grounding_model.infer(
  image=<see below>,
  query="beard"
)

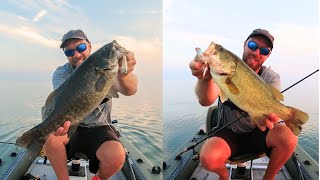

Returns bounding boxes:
[242,53,263,72]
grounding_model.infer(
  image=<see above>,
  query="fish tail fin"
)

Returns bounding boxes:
[16,127,39,148]
[284,106,309,136]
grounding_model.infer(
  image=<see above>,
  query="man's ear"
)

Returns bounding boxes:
[88,41,92,52]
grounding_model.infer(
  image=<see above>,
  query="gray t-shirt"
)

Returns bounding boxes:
[52,63,112,127]
[217,65,281,134]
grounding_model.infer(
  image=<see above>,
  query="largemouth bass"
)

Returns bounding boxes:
[16,40,127,148]
[196,42,308,135]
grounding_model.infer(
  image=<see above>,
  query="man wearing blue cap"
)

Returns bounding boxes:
[43,29,138,180]
[189,29,297,180]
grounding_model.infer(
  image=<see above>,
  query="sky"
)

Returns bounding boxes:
[0,0,162,86]
[0,0,318,104]
[163,0,319,89]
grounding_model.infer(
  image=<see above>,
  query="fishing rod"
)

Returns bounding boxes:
[176,69,319,158]
[0,142,16,145]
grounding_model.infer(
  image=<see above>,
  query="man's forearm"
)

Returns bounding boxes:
[195,79,220,106]
[115,73,138,96]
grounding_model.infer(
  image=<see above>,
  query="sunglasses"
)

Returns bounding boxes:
[247,41,271,56]
[64,43,87,57]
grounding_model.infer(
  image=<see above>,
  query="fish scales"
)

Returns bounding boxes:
[201,42,308,135]
[16,40,126,148]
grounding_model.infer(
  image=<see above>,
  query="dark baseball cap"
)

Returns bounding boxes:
[60,29,89,48]
[247,28,274,49]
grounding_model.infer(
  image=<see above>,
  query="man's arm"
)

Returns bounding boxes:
[195,79,220,106]
[189,60,220,106]
[114,52,138,96]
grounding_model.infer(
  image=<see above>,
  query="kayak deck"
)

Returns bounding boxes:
[163,126,318,180]
[189,156,293,180]
[25,157,127,180]
[0,128,162,180]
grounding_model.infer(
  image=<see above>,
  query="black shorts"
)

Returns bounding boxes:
[213,127,271,157]
[66,125,121,173]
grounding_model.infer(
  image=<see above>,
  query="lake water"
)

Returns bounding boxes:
[0,74,318,173]
[0,79,162,167]
[163,79,319,163]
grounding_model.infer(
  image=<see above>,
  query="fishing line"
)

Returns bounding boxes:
[176,69,319,157]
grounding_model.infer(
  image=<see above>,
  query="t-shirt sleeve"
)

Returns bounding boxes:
[269,75,281,91]
[262,67,281,91]
[52,66,69,90]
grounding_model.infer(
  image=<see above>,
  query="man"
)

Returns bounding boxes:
[43,29,138,180]
[189,29,297,180]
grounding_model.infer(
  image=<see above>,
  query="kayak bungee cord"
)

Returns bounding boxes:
[0,142,16,145]
[175,69,319,158]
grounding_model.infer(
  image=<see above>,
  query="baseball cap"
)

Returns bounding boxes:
[247,28,274,49]
[60,29,89,48]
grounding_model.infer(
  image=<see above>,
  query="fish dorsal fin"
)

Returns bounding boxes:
[225,77,240,95]
[219,89,228,103]
[105,86,119,99]
[41,90,57,120]
[267,84,284,101]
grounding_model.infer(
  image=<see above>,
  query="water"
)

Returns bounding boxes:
[163,79,319,163]
[0,79,162,167]
[0,76,318,170]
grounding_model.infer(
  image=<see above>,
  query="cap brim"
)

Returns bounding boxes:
[60,37,87,48]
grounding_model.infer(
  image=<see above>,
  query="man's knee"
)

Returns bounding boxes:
[200,152,226,172]
[267,124,298,150]
[96,141,125,177]
[199,137,230,172]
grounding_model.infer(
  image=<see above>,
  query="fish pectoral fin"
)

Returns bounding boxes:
[249,113,268,131]
[267,84,284,101]
[105,86,119,99]
[95,75,108,92]
[219,89,228,103]
[95,67,112,72]
[225,77,240,95]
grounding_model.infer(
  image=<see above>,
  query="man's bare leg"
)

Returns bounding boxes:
[264,124,298,180]
[44,134,70,180]
[96,141,126,180]
[200,137,231,180]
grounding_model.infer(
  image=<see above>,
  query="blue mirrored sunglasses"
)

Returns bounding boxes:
[247,41,271,56]
[64,43,87,57]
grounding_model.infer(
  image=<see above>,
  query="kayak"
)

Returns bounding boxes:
[163,106,318,180]
[0,123,162,180]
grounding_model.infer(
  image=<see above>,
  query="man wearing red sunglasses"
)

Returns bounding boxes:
[43,29,138,180]
[189,29,297,180]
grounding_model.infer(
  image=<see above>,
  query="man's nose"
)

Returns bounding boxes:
[73,51,81,58]
[252,48,261,56]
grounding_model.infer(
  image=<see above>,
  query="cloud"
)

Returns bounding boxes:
[165,29,233,46]
[92,35,161,61]
[271,23,319,56]
[112,9,161,15]
[0,23,59,48]
[32,10,47,22]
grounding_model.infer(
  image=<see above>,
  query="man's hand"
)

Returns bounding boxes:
[115,51,138,96]
[119,52,136,75]
[53,121,71,136]
[266,114,281,130]
[189,59,212,80]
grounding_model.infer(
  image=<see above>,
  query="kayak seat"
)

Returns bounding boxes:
[206,105,266,164]
[228,152,266,164]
